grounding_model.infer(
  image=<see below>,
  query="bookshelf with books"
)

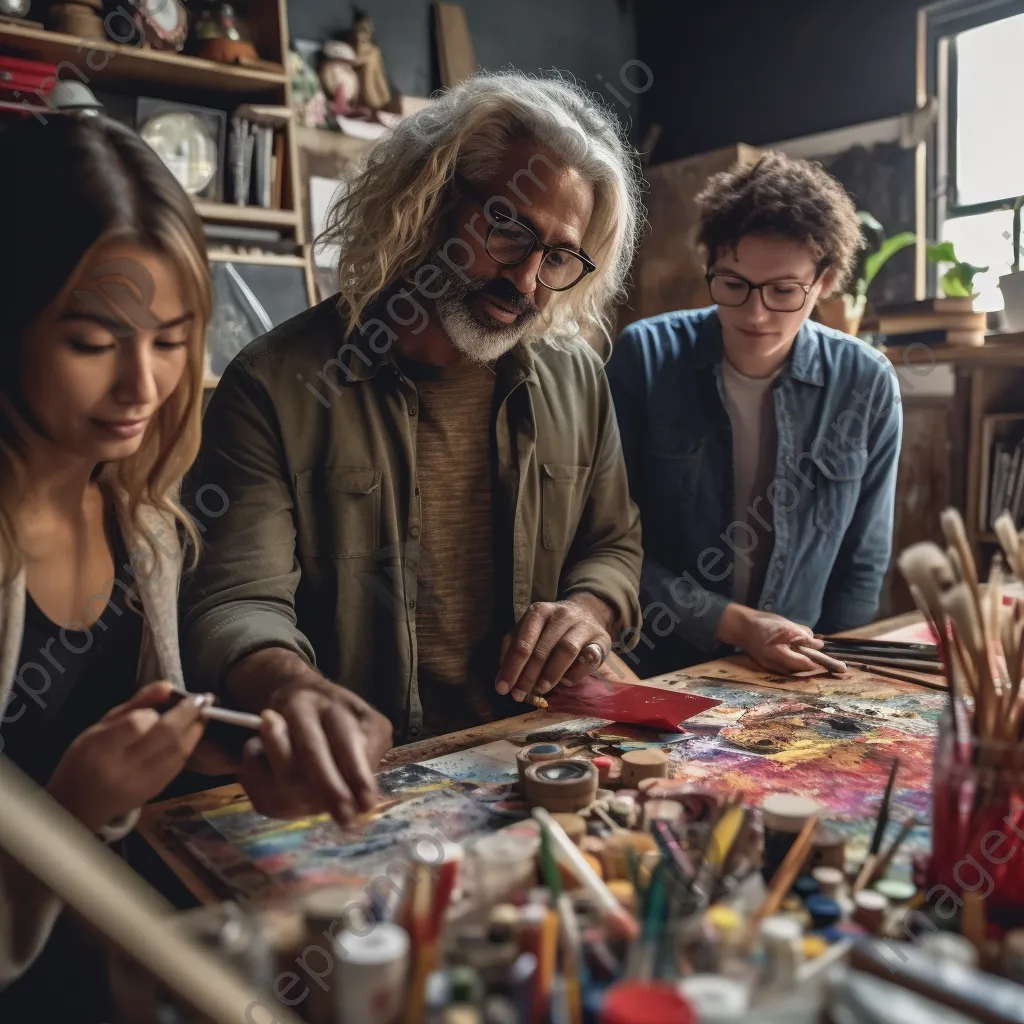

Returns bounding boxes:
[980,414,1024,536]
[882,333,1024,605]
[0,0,314,379]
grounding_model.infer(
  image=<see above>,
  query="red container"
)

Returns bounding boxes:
[599,981,695,1024]
[0,54,57,103]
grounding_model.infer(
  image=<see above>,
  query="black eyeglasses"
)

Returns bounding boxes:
[706,271,822,313]
[457,177,597,291]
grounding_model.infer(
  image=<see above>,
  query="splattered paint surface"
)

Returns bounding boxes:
[167,679,942,900]
[669,680,943,863]
[169,765,495,904]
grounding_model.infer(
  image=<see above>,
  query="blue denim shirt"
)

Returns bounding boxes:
[607,307,902,677]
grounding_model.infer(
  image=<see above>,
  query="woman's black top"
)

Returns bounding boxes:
[0,521,142,1022]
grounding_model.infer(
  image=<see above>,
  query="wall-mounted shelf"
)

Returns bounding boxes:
[0,23,286,93]
[207,250,306,267]
[192,199,298,229]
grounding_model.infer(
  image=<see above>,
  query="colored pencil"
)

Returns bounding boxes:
[533,808,640,940]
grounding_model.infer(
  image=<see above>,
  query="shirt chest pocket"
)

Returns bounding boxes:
[541,463,589,551]
[295,467,382,558]
[812,447,867,536]
[648,438,704,516]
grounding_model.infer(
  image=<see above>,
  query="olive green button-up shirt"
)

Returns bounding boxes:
[181,297,642,742]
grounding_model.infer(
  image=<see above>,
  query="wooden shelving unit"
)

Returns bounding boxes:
[207,250,306,267]
[0,0,314,383]
[0,22,286,92]
[885,335,1024,580]
[192,198,299,229]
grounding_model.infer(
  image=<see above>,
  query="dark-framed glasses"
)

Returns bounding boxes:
[459,178,597,291]
[706,272,818,313]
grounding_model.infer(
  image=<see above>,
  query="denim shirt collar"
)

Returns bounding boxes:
[697,309,825,387]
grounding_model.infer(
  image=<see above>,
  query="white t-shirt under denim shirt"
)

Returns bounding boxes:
[721,357,781,607]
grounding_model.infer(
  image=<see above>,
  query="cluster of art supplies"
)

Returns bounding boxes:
[173,727,1024,1024]
[160,504,1024,1023]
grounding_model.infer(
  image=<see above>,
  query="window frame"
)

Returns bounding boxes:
[925,0,1024,241]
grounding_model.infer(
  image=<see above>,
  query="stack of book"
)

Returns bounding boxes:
[987,434,1024,530]
[228,104,291,209]
[870,297,987,347]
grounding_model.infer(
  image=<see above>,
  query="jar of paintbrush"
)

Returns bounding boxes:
[930,709,1024,920]
[898,510,1024,927]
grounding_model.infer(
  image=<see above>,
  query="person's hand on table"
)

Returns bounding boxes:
[229,650,393,825]
[715,603,823,674]
[495,593,615,704]
[47,681,211,833]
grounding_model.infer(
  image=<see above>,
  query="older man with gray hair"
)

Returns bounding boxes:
[181,72,645,824]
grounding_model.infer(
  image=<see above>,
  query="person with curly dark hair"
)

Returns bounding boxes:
[608,153,902,677]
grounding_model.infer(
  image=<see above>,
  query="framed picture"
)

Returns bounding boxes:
[205,261,309,383]
[137,98,227,203]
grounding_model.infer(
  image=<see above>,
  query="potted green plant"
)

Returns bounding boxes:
[925,240,989,298]
[815,211,916,336]
[998,196,1024,332]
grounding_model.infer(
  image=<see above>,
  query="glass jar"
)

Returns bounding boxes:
[929,708,1024,915]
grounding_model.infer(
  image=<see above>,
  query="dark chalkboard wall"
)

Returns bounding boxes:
[289,0,639,131]
[636,0,923,165]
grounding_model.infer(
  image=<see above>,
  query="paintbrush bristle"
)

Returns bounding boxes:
[898,544,955,625]
[994,511,1023,579]
[940,508,980,590]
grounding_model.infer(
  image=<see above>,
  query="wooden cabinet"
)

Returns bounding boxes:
[882,339,1024,613]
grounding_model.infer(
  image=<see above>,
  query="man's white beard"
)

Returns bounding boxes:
[431,262,540,364]
[436,294,529,363]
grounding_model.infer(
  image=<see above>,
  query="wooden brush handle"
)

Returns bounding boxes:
[795,645,848,675]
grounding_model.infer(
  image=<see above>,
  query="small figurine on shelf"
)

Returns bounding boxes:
[351,10,392,110]
[193,2,258,65]
[318,40,363,118]
[288,49,328,128]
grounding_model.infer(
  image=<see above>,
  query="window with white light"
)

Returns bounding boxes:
[937,8,1024,311]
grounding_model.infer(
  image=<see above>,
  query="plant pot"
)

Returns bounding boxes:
[813,294,866,337]
[999,270,1024,333]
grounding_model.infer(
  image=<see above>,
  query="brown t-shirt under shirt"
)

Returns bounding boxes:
[403,357,503,737]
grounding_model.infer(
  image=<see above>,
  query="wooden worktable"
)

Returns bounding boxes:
[137,612,927,904]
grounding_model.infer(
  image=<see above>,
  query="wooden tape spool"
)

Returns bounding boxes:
[516,743,564,789]
[620,749,668,789]
[523,759,598,813]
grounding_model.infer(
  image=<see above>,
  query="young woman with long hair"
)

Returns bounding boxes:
[0,112,214,1019]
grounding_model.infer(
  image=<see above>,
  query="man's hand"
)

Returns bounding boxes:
[715,603,823,674]
[495,593,615,703]
[228,649,393,824]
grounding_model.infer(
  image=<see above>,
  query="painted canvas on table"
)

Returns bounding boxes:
[167,676,943,901]
[666,679,943,867]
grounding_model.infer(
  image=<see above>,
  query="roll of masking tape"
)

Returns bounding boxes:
[516,743,565,789]
[523,759,598,813]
